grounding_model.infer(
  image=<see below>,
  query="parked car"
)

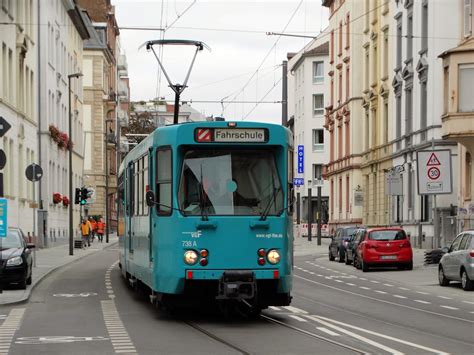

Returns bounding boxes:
[329,227,359,262]
[355,227,413,272]
[345,228,366,266]
[438,231,474,291]
[0,227,34,289]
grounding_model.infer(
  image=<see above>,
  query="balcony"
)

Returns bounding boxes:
[118,54,128,74]
[118,81,129,100]
[118,109,129,128]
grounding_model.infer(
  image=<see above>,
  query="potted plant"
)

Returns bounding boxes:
[62,196,69,207]
[53,193,62,204]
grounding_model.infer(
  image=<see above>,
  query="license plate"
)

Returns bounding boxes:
[380,255,397,260]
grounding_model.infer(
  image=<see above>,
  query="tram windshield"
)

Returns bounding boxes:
[178,149,283,216]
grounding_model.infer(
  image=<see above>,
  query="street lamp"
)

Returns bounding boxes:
[68,73,83,256]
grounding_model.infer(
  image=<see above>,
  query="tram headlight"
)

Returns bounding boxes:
[184,250,199,265]
[267,249,281,265]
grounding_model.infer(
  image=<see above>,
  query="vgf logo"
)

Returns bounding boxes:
[182,230,202,238]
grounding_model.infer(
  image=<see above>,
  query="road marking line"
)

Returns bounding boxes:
[440,305,459,310]
[416,291,429,295]
[309,272,315,275]
[398,287,409,291]
[334,280,343,283]
[316,327,340,336]
[375,290,387,294]
[370,280,380,284]
[295,274,474,323]
[414,300,431,304]
[462,301,474,305]
[309,315,450,355]
[269,306,280,311]
[383,284,393,287]
[284,306,309,314]
[101,300,137,354]
[0,308,25,355]
[306,316,403,354]
[393,295,407,299]
[359,277,367,281]
[317,274,323,277]
[288,315,307,322]
[359,286,370,290]
[346,283,356,286]
[437,296,452,300]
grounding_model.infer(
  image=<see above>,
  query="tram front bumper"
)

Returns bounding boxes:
[216,270,256,300]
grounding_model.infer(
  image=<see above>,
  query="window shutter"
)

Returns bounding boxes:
[464,0,472,37]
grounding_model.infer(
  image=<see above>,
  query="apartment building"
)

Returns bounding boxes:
[287,39,330,224]
[0,0,37,235]
[439,0,474,234]
[322,0,365,232]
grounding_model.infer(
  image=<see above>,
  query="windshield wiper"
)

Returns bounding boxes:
[198,164,209,221]
[259,186,281,221]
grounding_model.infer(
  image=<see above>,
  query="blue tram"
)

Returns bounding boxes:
[118,121,294,313]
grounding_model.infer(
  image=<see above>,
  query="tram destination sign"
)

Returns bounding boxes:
[195,128,268,143]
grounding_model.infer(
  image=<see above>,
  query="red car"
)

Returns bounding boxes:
[355,228,413,272]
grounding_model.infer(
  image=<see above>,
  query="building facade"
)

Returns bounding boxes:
[322,0,365,233]
[440,0,474,234]
[38,0,90,246]
[79,0,121,231]
[0,0,38,236]
[287,40,330,225]
[389,0,460,248]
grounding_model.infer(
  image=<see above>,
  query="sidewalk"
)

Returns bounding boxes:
[0,235,119,306]
[294,236,428,268]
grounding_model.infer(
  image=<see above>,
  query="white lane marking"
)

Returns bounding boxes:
[334,280,343,283]
[346,283,356,286]
[375,290,387,294]
[414,300,431,304]
[0,308,26,355]
[309,315,450,355]
[288,315,307,322]
[393,295,407,299]
[306,316,404,355]
[294,274,474,323]
[309,272,315,275]
[101,300,137,354]
[284,306,309,314]
[359,277,367,281]
[359,286,370,290]
[370,280,380,284]
[316,327,340,336]
[317,274,323,277]
[398,287,410,291]
[462,301,474,305]
[268,306,280,311]
[383,284,394,287]
[416,291,429,295]
[437,296,452,300]
[440,305,459,310]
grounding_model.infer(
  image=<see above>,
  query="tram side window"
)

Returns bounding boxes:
[156,148,172,215]
[134,160,140,216]
[143,156,149,216]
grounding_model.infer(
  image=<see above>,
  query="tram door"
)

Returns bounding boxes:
[126,162,135,255]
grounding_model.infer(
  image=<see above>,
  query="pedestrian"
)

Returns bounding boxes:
[80,218,92,248]
[97,218,105,243]
[89,217,97,243]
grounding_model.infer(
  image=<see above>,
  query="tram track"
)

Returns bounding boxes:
[260,314,366,354]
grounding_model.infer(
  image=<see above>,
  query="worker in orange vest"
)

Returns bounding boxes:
[89,217,97,242]
[97,218,105,243]
[80,218,92,247]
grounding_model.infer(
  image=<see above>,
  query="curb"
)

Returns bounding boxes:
[1,240,119,306]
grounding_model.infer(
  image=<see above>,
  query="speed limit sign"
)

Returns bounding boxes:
[427,167,440,180]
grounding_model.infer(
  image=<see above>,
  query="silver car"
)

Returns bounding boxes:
[438,231,474,291]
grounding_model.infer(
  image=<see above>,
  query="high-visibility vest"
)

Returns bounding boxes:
[97,222,105,234]
[81,222,91,236]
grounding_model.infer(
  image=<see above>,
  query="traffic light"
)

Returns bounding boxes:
[74,188,81,204]
[80,187,88,205]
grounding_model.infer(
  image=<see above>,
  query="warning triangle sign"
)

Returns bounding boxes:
[427,152,441,166]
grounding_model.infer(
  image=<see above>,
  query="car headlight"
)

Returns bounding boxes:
[183,250,198,265]
[6,256,23,266]
[267,249,281,264]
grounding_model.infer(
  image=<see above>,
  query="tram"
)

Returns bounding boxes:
[118,121,294,314]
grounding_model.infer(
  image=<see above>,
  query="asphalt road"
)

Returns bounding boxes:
[1,246,473,354]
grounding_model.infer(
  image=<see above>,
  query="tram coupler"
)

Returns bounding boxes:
[216,271,256,301]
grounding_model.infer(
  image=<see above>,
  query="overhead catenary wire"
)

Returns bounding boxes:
[242,77,283,121]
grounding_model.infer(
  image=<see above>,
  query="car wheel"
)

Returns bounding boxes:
[361,259,369,272]
[18,276,27,290]
[329,250,335,261]
[345,252,351,265]
[461,269,474,291]
[26,269,32,285]
[405,261,413,271]
[353,256,360,269]
[438,266,450,286]
[338,249,345,263]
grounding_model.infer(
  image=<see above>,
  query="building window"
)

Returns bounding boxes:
[346,175,350,213]
[464,0,472,38]
[421,1,428,52]
[421,195,432,222]
[312,129,324,151]
[396,94,402,149]
[346,13,350,49]
[466,152,472,200]
[330,77,334,106]
[339,178,343,214]
[330,30,334,63]
[345,121,350,157]
[364,47,369,90]
[405,88,413,144]
[346,66,350,100]
[338,124,343,160]
[420,80,427,140]
[372,42,377,86]
[383,29,389,78]
[408,164,413,210]
[312,61,324,84]
[407,12,413,61]
[373,172,377,219]
[365,0,370,31]
[383,101,389,144]
[330,129,334,162]
[371,108,377,148]
[396,17,402,69]
[339,21,343,56]
[365,109,370,151]
[313,164,323,180]
[338,69,342,102]
[443,66,449,114]
[313,94,324,115]
[459,64,474,112]
[330,179,334,219]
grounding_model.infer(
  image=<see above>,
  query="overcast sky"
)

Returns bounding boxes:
[113,0,328,124]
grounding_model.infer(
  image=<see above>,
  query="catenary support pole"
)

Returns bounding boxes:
[317,185,322,246]
[296,192,300,225]
[308,185,312,242]
[282,60,288,126]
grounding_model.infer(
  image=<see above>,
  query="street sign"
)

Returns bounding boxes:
[385,173,403,196]
[354,191,364,207]
[0,149,5,170]
[313,179,324,186]
[416,150,452,195]
[0,198,8,237]
[293,178,304,186]
[297,145,304,174]
[0,116,11,137]
[25,163,43,182]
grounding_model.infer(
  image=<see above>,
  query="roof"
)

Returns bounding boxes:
[290,42,329,72]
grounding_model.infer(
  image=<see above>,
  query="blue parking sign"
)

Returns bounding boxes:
[0,198,7,237]
[293,178,304,186]
[297,145,304,174]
